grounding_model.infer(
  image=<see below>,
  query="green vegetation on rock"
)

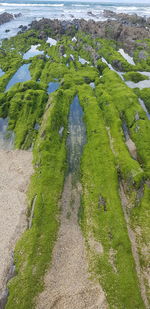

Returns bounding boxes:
[78,84,144,309]
[0,26,149,309]
[124,71,149,83]
[6,88,75,309]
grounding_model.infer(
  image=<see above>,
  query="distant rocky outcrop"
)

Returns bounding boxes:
[0,13,14,26]
[103,10,147,27]
[30,16,150,43]
[0,12,21,26]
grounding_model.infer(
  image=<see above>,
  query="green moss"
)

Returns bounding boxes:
[29,57,46,81]
[0,67,21,93]
[99,69,150,177]
[95,38,137,72]
[9,89,48,149]
[1,28,149,309]
[124,72,149,83]
[138,88,150,113]
[0,80,48,148]
[133,39,150,71]
[78,84,144,309]
[40,61,68,83]
[95,84,144,188]
[131,183,150,303]
[6,88,75,309]
[1,30,42,54]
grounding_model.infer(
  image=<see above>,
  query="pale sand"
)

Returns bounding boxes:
[36,175,107,309]
[0,150,33,299]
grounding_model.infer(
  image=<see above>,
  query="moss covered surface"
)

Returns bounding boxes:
[99,69,150,177]
[78,84,144,309]
[138,88,150,113]
[0,27,149,308]
[6,88,75,309]
[133,39,150,71]
[131,182,150,303]
[124,71,149,83]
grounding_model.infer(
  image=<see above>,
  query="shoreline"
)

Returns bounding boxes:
[0,5,150,40]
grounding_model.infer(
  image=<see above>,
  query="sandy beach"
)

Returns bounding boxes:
[0,150,33,300]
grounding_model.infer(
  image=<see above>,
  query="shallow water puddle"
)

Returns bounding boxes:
[90,82,95,89]
[46,37,57,46]
[125,79,150,89]
[67,95,86,173]
[5,64,31,91]
[36,92,106,309]
[79,56,89,65]
[47,81,59,94]
[101,57,150,90]
[101,57,124,80]
[0,118,14,150]
[138,71,150,78]
[70,54,74,61]
[122,121,130,141]
[102,57,114,70]
[118,48,135,65]
[138,98,150,120]
[72,36,77,43]
[0,68,5,78]
[23,45,44,60]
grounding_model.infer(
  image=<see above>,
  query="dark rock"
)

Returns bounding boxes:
[87,11,96,18]
[27,32,36,38]
[147,17,150,25]
[37,54,46,60]
[59,45,65,56]
[5,29,10,33]
[103,10,115,18]
[138,50,148,60]
[0,289,9,309]
[98,196,107,211]
[112,59,123,71]
[28,13,150,53]
[20,26,27,32]
[0,12,22,26]
[38,31,47,40]
[0,12,14,26]
[103,10,147,27]
[14,13,22,18]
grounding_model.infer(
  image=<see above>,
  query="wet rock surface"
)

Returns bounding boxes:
[29,14,150,48]
[0,13,14,26]
[0,12,22,26]
[103,10,147,27]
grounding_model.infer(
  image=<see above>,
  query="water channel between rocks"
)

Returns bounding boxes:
[47,81,60,95]
[36,95,107,308]
[5,63,31,91]
[0,118,14,150]
[67,95,86,175]
[23,45,44,60]
[0,69,5,78]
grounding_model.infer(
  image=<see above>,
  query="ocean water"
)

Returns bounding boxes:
[0,1,150,39]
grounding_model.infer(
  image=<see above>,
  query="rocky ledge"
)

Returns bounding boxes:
[30,13,150,42]
[0,12,21,26]
[103,10,150,27]
[29,14,150,56]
